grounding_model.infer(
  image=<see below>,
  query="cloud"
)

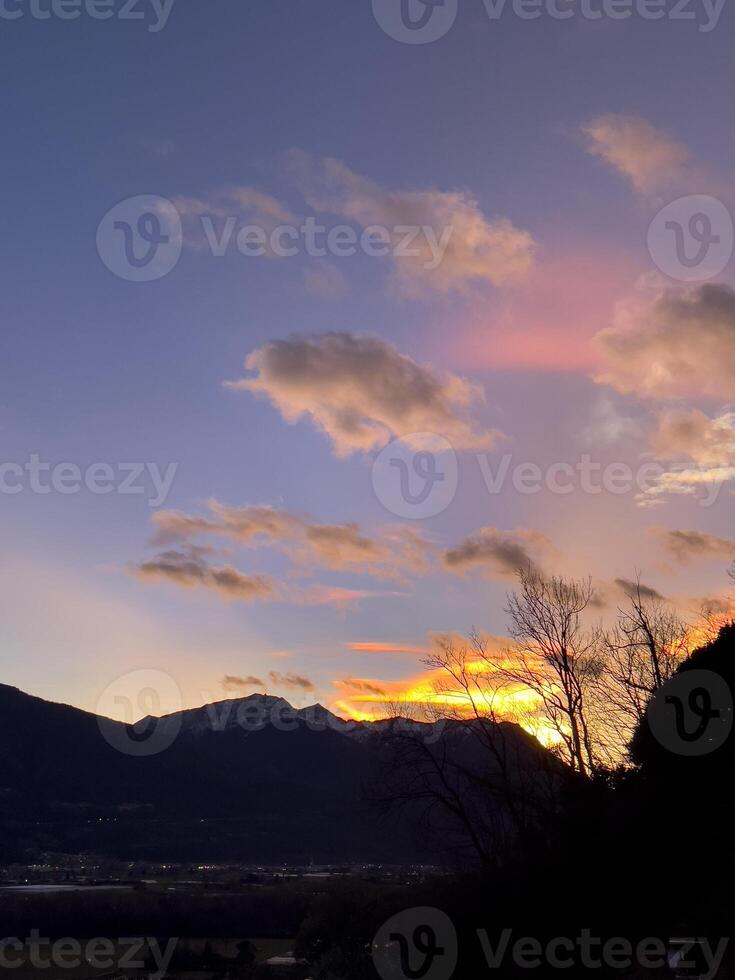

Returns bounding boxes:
[443,527,551,579]
[151,500,433,579]
[173,186,295,253]
[268,671,315,691]
[304,522,387,569]
[222,674,264,691]
[636,464,735,508]
[581,114,689,194]
[336,677,387,698]
[133,543,404,609]
[152,503,300,547]
[613,577,665,601]
[288,151,536,294]
[296,585,408,609]
[633,407,735,506]
[228,332,500,455]
[133,548,277,602]
[151,512,221,545]
[595,283,735,400]
[347,642,428,655]
[651,527,735,563]
[650,408,735,467]
[699,595,734,617]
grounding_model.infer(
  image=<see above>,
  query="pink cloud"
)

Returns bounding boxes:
[445,249,638,373]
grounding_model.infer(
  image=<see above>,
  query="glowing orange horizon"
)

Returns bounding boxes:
[332,606,735,752]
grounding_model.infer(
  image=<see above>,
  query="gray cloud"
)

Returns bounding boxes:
[595,284,735,400]
[133,548,277,602]
[443,527,551,580]
[222,674,264,691]
[651,527,735,564]
[613,577,665,601]
[227,331,501,456]
[338,677,386,697]
[268,671,315,691]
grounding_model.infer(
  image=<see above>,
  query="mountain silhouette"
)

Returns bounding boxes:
[0,683,551,865]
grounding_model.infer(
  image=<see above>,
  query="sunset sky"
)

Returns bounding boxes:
[2,0,735,724]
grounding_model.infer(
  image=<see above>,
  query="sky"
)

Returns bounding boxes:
[2,0,735,726]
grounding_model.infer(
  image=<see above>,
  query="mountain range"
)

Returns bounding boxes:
[0,683,550,865]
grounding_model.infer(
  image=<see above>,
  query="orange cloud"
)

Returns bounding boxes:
[347,642,428,655]
[581,114,689,195]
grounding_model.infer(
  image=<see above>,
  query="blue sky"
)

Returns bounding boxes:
[2,0,735,721]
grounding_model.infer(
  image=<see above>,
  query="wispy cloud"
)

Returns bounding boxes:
[222,674,264,692]
[347,642,428,655]
[581,114,690,195]
[173,186,296,253]
[222,671,315,693]
[152,500,433,580]
[613,577,665,601]
[288,150,536,294]
[268,671,315,692]
[651,527,735,563]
